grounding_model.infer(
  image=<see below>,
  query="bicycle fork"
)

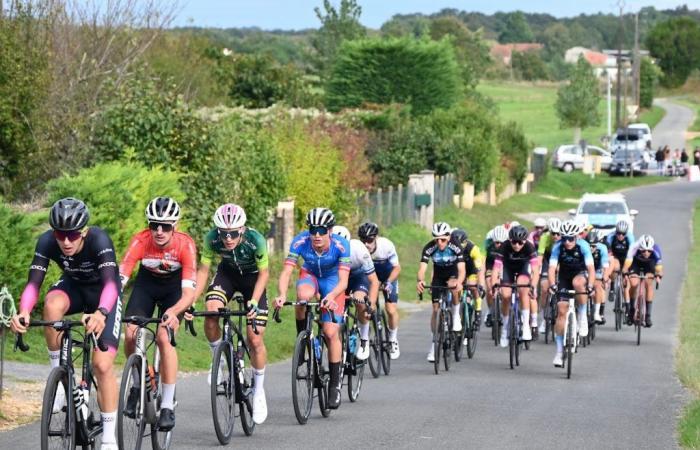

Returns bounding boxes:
[135,328,158,424]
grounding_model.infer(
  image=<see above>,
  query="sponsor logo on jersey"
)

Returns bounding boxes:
[97,248,114,256]
[30,264,48,272]
[98,261,117,269]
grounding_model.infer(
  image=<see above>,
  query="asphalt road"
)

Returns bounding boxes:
[2,101,697,449]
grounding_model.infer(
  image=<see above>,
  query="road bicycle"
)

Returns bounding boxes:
[496,281,532,370]
[367,288,391,378]
[15,319,106,450]
[554,288,589,379]
[610,270,626,331]
[273,301,333,424]
[340,295,369,402]
[419,285,454,375]
[627,272,660,346]
[455,284,482,361]
[118,314,177,450]
[186,293,256,444]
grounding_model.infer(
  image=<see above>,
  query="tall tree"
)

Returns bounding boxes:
[429,16,491,88]
[498,11,534,43]
[639,57,661,108]
[646,16,700,88]
[555,57,601,143]
[311,0,366,79]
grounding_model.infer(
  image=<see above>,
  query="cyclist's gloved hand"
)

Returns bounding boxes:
[247,300,260,319]
[383,283,393,296]
[273,296,286,309]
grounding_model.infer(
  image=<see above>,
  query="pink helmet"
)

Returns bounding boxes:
[213,203,246,229]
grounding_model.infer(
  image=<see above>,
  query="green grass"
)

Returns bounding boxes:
[678,199,700,448]
[638,105,666,130]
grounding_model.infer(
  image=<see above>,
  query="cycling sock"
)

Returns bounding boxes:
[646,301,652,316]
[594,303,601,315]
[296,319,306,335]
[555,335,564,353]
[388,327,397,342]
[48,350,60,368]
[253,367,265,393]
[209,339,221,357]
[521,309,530,327]
[600,304,605,315]
[161,383,176,410]
[101,411,117,444]
[577,304,587,316]
[452,304,460,319]
[359,322,370,340]
[530,312,537,325]
[329,362,341,389]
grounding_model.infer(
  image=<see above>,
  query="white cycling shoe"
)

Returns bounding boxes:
[252,388,267,424]
[389,341,400,360]
[452,314,462,332]
[101,443,118,450]
[578,316,589,337]
[355,340,370,360]
[521,324,532,341]
[538,321,546,334]
[553,352,564,367]
[207,360,225,387]
[427,344,435,362]
[499,330,508,348]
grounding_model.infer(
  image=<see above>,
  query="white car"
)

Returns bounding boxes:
[551,144,612,172]
[628,123,652,149]
[568,193,638,236]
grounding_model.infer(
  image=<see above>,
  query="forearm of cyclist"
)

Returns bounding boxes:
[192,263,210,305]
[250,268,269,306]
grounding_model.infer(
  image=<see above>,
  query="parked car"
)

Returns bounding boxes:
[607,148,651,176]
[611,128,647,153]
[628,123,652,149]
[551,144,612,173]
[568,193,638,235]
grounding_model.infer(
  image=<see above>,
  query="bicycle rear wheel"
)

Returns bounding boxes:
[347,329,364,402]
[42,366,76,450]
[509,308,516,370]
[317,335,331,418]
[210,341,234,444]
[380,311,391,375]
[434,310,444,375]
[454,302,466,362]
[492,295,501,346]
[466,303,478,359]
[117,354,145,450]
[566,317,574,379]
[367,315,381,378]
[291,331,313,425]
[443,311,452,372]
[636,298,643,346]
[614,280,623,331]
[238,347,255,436]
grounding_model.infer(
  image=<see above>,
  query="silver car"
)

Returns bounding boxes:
[551,144,612,172]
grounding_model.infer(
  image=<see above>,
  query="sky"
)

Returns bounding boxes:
[172,0,700,29]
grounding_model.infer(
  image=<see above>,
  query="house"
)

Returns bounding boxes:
[564,47,614,67]
[490,43,543,65]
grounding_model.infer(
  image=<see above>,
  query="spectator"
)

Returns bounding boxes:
[664,147,671,175]
[681,148,689,164]
[655,147,664,175]
[694,147,700,166]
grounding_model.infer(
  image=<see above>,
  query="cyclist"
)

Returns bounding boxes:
[191,203,270,424]
[358,222,402,359]
[10,198,122,450]
[537,217,562,334]
[417,222,465,362]
[586,229,611,324]
[528,217,547,249]
[490,225,539,347]
[622,234,663,327]
[332,225,379,360]
[274,208,350,409]
[450,228,486,329]
[484,225,508,328]
[548,220,595,368]
[606,220,635,307]
[119,197,196,431]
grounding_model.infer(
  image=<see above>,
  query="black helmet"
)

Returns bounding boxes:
[509,225,528,242]
[586,229,600,244]
[49,197,90,231]
[358,222,379,240]
[451,228,468,246]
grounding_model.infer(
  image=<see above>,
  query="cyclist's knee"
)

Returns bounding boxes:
[43,294,69,319]
[248,333,265,354]
[92,353,114,377]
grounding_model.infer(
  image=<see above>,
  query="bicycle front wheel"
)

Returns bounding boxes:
[467,304,478,359]
[316,335,331,418]
[347,330,364,402]
[443,311,452,372]
[41,366,76,450]
[117,354,145,450]
[566,315,574,379]
[367,315,381,378]
[508,309,516,369]
[291,331,313,425]
[380,311,391,375]
[211,341,235,444]
[493,296,501,346]
[434,310,444,375]
[238,347,256,437]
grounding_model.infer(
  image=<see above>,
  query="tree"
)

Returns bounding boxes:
[498,11,534,43]
[429,16,491,88]
[511,51,549,81]
[639,57,661,108]
[539,23,572,61]
[555,57,601,143]
[647,16,700,88]
[311,0,366,79]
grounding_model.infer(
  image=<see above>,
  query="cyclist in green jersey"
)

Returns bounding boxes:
[537,218,562,334]
[192,203,270,425]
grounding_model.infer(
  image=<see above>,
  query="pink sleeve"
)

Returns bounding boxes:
[98,279,119,312]
[19,283,40,313]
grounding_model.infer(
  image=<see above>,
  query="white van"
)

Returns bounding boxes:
[628,123,652,149]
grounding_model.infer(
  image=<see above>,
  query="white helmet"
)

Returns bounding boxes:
[306,207,335,228]
[492,225,508,243]
[432,222,451,237]
[534,217,546,228]
[510,221,521,227]
[213,203,246,229]
[616,220,629,234]
[547,217,562,234]
[639,234,655,250]
[145,197,180,222]
[332,225,351,241]
[560,220,579,237]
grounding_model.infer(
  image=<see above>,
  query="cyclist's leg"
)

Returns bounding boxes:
[384,279,399,342]
[319,278,344,408]
[154,278,184,422]
[485,269,495,326]
[44,276,76,354]
[203,263,235,344]
[553,273,573,361]
[539,269,550,332]
[643,272,655,325]
[123,271,159,356]
[572,273,588,334]
[295,269,318,333]
[428,277,446,356]
[516,273,532,339]
[628,267,641,321]
[238,271,268,369]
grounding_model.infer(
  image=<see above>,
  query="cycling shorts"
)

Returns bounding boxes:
[502,264,531,285]
[629,261,656,277]
[557,269,588,292]
[205,263,268,328]
[430,274,456,304]
[382,280,399,303]
[124,269,182,320]
[48,275,122,352]
[297,269,345,324]
[346,271,370,296]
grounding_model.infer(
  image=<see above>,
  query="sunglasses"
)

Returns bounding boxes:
[616,232,626,236]
[435,237,449,243]
[218,228,242,240]
[309,226,329,236]
[562,236,576,242]
[551,232,561,237]
[54,229,83,242]
[148,222,174,232]
[361,237,376,244]
[510,240,525,246]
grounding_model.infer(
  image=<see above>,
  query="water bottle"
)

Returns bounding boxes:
[313,336,321,360]
[349,333,358,355]
[238,351,245,384]
[80,382,90,421]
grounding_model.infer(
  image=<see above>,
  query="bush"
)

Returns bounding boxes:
[0,202,41,298]
[46,162,185,258]
[511,51,549,81]
[498,121,531,183]
[326,37,462,115]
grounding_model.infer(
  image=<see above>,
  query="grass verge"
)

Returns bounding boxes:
[678,199,700,448]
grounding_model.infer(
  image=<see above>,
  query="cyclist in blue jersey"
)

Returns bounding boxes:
[274,208,350,409]
[548,220,595,368]
[586,229,611,324]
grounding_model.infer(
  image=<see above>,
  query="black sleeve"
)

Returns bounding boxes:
[420,242,433,263]
[91,228,120,288]
[26,231,54,288]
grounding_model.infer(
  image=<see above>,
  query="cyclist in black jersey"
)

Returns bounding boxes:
[606,220,635,306]
[416,222,465,362]
[10,198,122,450]
[483,225,508,328]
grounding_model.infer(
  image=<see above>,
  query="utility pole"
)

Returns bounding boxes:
[615,0,625,130]
[633,11,641,110]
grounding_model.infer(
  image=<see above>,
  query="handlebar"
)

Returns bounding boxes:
[186,307,258,335]
[123,315,177,347]
[272,301,336,324]
[14,318,107,352]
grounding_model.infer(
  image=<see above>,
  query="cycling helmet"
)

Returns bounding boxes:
[146,197,180,222]
[560,220,579,237]
[534,217,546,228]
[586,229,600,244]
[49,197,90,231]
[509,225,528,241]
[615,220,629,234]
[213,203,246,228]
[358,222,379,240]
[492,225,508,243]
[432,222,451,237]
[547,217,562,234]
[306,207,335,228]
[332,225,351,241]
[639,234,655,250]
[451,228,468,246]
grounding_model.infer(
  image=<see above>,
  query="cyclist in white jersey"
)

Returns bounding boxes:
[358,223,402,359]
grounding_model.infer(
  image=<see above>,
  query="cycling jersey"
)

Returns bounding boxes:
[450,237,483,275]
[369,237,399,282]
[550,239,594,273]
[493,241,538,275]
[120,229,197,289]
[528,229,544,249]
[591,242,610,271]
[200,227,268,274]
[349,239,375,276]
[420,240,464,278]
[606,231,635,261]
[625,241,663,274]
